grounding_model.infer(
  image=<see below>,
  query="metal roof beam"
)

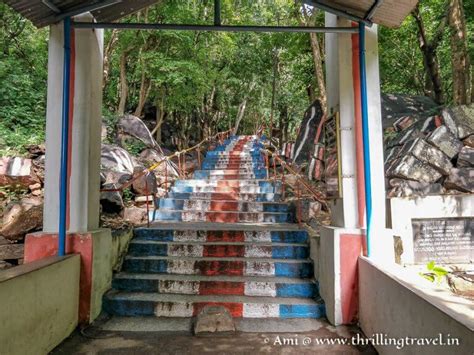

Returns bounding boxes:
[302,0,373,27]
[41,0,61,13]
[55,0,123,22]
[365,0,384,20]
[73,22,359,33]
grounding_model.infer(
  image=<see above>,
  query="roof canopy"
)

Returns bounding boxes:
[3,0,418,29]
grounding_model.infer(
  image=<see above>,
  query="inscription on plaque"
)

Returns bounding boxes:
[412,218,473,263]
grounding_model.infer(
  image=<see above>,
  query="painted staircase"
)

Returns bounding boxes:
[104,135,325,319]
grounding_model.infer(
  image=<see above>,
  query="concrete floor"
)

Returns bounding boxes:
[52,316,377,354]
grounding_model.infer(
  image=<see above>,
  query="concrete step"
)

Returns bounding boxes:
[103,292,325,318]
[173,179,279,188]
[152,210,291,223]
[112,273,318,298]
[166,192,282,202]
[194,169,267,176]
[127,240,308,259]
[193,172,266,180]
[158,199,289,213]
[133,229,309,244]
[122,256,313,278]
[206,151,262,157]
[201,163,266,170]
[170,185,281,194]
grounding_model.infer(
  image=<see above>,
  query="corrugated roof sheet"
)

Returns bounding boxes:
[3,0,418,29]
[314,0,419,28]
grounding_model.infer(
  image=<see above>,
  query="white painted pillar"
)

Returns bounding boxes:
[363,24,392,263]
[43,14,103,233]
[320,14,393,326]
[325,14,359,229]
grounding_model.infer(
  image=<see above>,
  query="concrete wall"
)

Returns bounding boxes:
[319,226,365,325]
[359,257,474,355]
[25,229,112,324]
[0,255,80,355]
[389,195,473,264]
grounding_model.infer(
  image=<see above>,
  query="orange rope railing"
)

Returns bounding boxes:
[101,129,233,194]
[261,148,328,217]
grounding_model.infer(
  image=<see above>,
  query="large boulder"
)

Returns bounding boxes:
[0,157,40,188]
[387,155,442,183]
[292,100,325,165]
[116,114,157,148]
[139,148,178,178]
[457,146,474,167]
[131,167,157,196]
[0,197,43,240]
[444,168,474,193]
[101,144,135,174]
[387,179,445,198]
[427,125,463,159]
[381,93,439,129]
[398,138,453,175]
[442,104,474,139]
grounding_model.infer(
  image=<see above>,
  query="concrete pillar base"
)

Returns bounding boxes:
[319,226,366,326]
[24,229,112,324]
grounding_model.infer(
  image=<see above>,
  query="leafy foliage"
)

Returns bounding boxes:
[0,0,472,155]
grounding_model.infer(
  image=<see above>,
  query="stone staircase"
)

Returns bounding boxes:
[104,135,325,320]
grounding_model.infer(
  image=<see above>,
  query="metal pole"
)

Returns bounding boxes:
[58,17,72,256]
[214,0,221,26]
[73,22,358,33]
[359,22,373,257]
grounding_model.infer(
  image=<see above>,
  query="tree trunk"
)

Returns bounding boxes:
[412,4,447,104]
[151,91,166,143]
[134,64,151,117]
[448,0,471,104]
[117,51,130,115]
[270,48,279,136]
[234,98,248,135]
[301,6,327,113]
[103,29,118,90]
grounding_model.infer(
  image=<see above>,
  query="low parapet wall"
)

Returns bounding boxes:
[359,256,473,355]
[0,255,80,355]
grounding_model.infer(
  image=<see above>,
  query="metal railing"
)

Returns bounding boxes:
[261,148,328,225]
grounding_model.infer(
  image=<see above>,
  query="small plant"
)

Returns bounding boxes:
[420,261,449,284]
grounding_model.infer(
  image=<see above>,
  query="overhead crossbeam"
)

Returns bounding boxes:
[73,22,358,33]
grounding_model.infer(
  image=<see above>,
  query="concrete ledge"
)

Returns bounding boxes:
[359,256,473,355]
[388,195,473,264]
[0,255,80,355]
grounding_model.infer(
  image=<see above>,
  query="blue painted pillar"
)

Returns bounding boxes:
[359,22,373,256]
[58,17,72,256]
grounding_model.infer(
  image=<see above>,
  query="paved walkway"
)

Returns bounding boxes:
[52,317,376,354]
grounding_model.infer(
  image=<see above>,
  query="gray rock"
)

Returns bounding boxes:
[0,157,40,188]
[132,167,157,196]
[442,105,474,139]
[0,197,43,240]
[444,168,474,193]
[100,183,124,213]
[387,155,442,183]
[117,114,157,148]
[387,178,445,197]
[463,134,474,148]
[101,144,135,174]
[194,306,235,334]
[399,138,452,175]
[457,146,474,167]
[427,126,463,158]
